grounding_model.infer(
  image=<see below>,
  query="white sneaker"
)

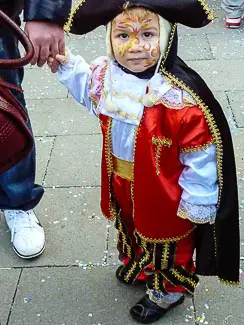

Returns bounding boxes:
[3,209,45,259]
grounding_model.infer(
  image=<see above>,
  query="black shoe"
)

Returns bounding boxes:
[130,294,185,324]
[116,265,145,285]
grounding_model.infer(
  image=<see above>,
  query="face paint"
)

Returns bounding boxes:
[111,11,160,73]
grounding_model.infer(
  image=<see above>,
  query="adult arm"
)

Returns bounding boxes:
[23,0,72,72]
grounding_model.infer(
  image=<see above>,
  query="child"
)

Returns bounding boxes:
[48,1,240,323]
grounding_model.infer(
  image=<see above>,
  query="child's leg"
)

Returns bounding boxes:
[130,232,197,323]
[112,173,150,283]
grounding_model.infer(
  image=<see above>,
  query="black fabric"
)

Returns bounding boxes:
[24,0,71,25]
[165,32,240,283]
[118,62,156,79]
[69,0,213,34]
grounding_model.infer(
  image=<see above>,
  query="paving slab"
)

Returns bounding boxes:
[208,32,244,60]
[194,272,244,325]
[44,134,101,187]
[27,98,100,137]
[187,59,244,92]
[8,266,194,325]
[0,188,107,268]
[178,34,213,61]
[23,66,68,99]
[226,91,244,128]
[0,268,21,325]
[35,137,55,185]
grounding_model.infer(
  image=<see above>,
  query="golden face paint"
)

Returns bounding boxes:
[111,11,160,73]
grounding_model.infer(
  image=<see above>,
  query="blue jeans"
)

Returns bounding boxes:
[0,25,44,210]
[222,0,244,18]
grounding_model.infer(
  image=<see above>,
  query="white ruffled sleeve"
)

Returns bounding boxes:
[57,51,96,116]
[177,144,218,224]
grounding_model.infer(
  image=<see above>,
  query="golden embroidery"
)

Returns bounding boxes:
[160,23,177,69]
[136,226,196,244]
[131,125,139,220]
[161,242,170,270]
[104,118,117,220]
[171,269,198,289]
[218,278,240,286]
[197,0,215,20]
[180,139,214,154]
[160,69,223,208]
[64,0,87,33]
[117,218,132,258]
[124,261,137,282]
[152,136,172,175]
[154,273,160,291]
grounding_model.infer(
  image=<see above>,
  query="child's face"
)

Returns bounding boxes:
[111,10,160,73]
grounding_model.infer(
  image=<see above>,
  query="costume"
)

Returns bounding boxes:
[59,0,240,322]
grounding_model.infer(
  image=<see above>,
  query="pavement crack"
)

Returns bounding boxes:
[6,269,23,325]
[42,136,57,186]
[225,91,238,128]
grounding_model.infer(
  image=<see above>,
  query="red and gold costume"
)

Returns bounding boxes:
[99,100,213,293]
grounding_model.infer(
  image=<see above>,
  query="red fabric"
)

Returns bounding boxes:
[99,104,211,240]
[112,172,195,292]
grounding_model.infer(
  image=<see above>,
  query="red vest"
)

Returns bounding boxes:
[99,103,213,241]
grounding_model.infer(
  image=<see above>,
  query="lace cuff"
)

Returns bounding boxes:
[177,199,216,224]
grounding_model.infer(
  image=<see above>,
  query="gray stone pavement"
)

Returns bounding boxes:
[1,1,244,324]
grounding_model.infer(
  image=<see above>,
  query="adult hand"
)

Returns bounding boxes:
[24,21,65,73]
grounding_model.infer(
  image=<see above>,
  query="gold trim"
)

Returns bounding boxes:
[171,268,198,289]
[124,261,137,282]
[180,139,214,154]
[135,226,196,244]
[197,0,216,21]
[117,218,132,258]
[161,23,177,68]
[152,136,172,176]
[218,278,240,286]
[105,118,117,220]
[161,243,170,270]
[160,69,223,208]
[64,0,87,33]
[131,126,139,220]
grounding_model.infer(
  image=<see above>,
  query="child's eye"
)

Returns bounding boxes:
[119,33,129,39]
[143,32,153,38]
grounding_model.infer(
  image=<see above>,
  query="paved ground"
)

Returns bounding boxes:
[1,1,244,324]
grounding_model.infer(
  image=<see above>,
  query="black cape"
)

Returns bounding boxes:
[65,0,240,284]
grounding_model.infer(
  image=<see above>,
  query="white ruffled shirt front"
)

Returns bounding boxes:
[57,52,218,224]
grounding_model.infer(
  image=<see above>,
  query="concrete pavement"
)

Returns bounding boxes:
[1,1,244,324]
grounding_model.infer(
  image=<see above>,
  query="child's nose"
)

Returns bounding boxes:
[128,40,143,52]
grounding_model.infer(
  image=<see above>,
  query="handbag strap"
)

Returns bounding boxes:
[0,9,34,69]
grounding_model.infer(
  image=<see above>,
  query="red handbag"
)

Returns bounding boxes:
[0,9,34,174]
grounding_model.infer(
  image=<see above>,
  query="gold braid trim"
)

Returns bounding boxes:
[161,243,170,270]
[152,136,172,176]
[117,219,132,258]
[218,278,240,286]
[160,69,223,208]
[161,23,177,68]
[104,118,117,220]
[153,273,160,291]
[180,139,214,154]
[64,0,87,33]
[124,262,137,282]
[197,0,216,21]
[171,269,197,289]
[138,240,151,269]
[135,226,196,244]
